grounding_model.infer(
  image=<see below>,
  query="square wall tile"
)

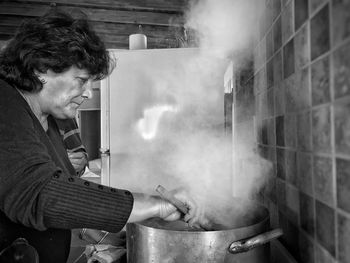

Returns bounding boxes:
[258,144,269,161]
[285,149,297,186]
[315,243,336,263]
[267,117,276,146]
[283,38,295,79]
[333,43,350,99]
[276,178,287,208]
[261,91,269,119]
[285,70,311,113]
[273,51,283,84]
[309,0,328,14]
[267,58,274,88]
[282,0,294,44]
[285,74,298,112]
[294,23,310,70]
[254,70,259,95]
[268,144,277,164]
[268,200,279,228]
[267,29,274,61]
[315,200,335,257]
[266,1,274,30]
[257,66,268,94]
[313,155,334,206]
[336,158,350,213]
[266,172,277,202]
[312,105,331,153]
[280,214,300,258]
[247,80,256,116]
[298,231,315,263]
[256,119,263,144]
[338,213,350,263]
[254,47,261,76]
[252,17,260,46]
[277,147,286,179]
[276,115,285,146]
[295,0,309,30]
[281,0,289,8]
[295,68,311,110]
[274,84,285,116]
[255,98,262,121]
[297,152,313,195]
[284,113,297,148]
[309,0,327,14]
[255,93,262,120]
[259,13,266,40]
[299,191,315,236]
[272,0,282,22]
[334,100,350,155]
[273,16,282,53]
[297,111,312,151]
[285,183,300,226]
[332,0,350,46]
[262,119,268,145]
[310,4,330,61]
[260,38,267,74]
[267,87,275,117]
[311,55,330,106]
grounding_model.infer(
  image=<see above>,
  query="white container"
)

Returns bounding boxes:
[129,33,147,50]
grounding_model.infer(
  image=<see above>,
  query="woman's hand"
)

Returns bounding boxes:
[67,151,88,175]
[157,188,203,228]
[128,189,206,229]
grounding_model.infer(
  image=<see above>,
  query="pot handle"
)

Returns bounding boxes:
[228,228,283,254]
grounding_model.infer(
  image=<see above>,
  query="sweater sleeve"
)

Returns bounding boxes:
[0,85,133,233]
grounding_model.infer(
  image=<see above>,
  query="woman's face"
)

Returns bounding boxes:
[37,66,92,119]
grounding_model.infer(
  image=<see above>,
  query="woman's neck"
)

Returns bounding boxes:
[17,89,48,131]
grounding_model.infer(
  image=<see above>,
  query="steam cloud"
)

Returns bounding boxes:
[111,0,271,226]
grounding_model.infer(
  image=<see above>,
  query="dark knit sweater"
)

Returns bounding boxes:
[0,79,134,262]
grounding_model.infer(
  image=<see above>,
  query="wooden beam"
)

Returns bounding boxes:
[0,15,185,48]
[0,2,185,26]
[0,25,181,49]
[91,21,185,39]
[0,15,185,39]
[0,15,25,27]
[0,34,12,41]
[0,25,19,36]
[8,0,188,13]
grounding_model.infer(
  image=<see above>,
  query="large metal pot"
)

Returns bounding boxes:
[126,198,282,263]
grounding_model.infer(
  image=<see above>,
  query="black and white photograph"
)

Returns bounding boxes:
[0,0,349,262]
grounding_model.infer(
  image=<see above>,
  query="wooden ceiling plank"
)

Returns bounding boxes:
[0,2,51,16]
[91,21,184,39]
[0,26,180,48]
[0,25,20,35]
[0,16,184,40]
[0,15,25,26]
[9,0,188,13]
[62,6,183,26]
[0,2,184,26]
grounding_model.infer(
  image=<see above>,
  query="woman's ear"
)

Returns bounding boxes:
[34,70,47,84]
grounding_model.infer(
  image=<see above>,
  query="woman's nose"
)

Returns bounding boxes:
[81,83,93,99]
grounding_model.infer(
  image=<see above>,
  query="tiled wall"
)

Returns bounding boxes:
[233,0,350,262]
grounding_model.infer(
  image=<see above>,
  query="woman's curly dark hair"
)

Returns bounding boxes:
[0,9,115,92]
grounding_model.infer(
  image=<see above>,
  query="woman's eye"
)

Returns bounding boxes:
[78,78,88,85]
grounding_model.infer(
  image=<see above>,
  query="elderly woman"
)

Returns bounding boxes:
[0,10,202,263]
